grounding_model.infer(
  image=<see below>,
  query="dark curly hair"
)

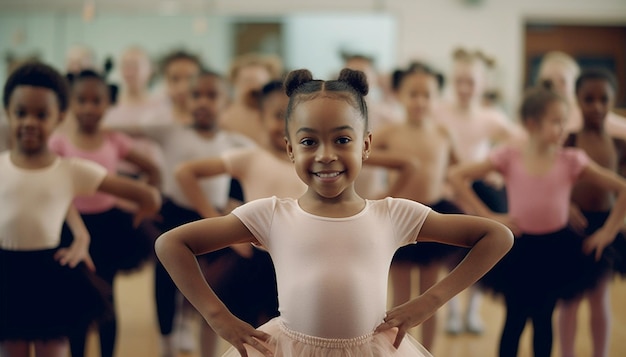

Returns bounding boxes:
[283,68,369,135]
[575,67,618,94]
[3,61,69,112]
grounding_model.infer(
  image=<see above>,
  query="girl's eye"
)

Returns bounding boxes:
[15,110,26,118]
[300,138,315,146]
[336,137,351,144]
[37,112,47,120]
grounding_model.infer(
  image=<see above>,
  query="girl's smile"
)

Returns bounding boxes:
[287,96,370,201]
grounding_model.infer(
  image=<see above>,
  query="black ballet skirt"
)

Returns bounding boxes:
[62,207,154,275]
[0,247,113,341]
[480,227,603,301]
[580,210,626,277]
[393,200,469,266]
[158,198,278,326]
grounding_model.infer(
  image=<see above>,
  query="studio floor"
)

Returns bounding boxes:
[86,262,626,357]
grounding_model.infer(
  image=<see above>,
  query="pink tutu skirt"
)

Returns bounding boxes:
[222,318,432,357]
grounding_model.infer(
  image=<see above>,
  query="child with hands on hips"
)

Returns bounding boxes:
[0,62,160,357]
[559,68,626,357]
[156,68,513,357]
[49,69,161,357]
[449,87,626,357]
[174,80,304,357]
[371,62,465,351]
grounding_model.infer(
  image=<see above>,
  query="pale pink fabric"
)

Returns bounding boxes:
[103,101,167,174]
[221,148,307,200]
[49,131,133,214]
[437,104,515,163]
[232,197,431,339]
[489,145,589,234]
[222,317,432,357]
[0,152,106,250]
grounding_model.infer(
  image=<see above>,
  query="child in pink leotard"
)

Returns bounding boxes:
[49,69,161,357]
[156,68,513,357]
[450,87,626,357]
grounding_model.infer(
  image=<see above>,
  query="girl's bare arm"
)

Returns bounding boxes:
[155,215,272,356]
[174,157,230,218]
[124,149,162,188]
[377,212,513,347]
[97,174,162,226]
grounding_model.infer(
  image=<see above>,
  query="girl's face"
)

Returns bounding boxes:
[261,91,289,152]
[121,50,152,92]
[7,85,62,155]
[576,79,614,129]
[396,72,439,123]
[538,61,576,100]
[189,75,226,130]
[286,96,371,200]
[233,64,271,99]
[72,78,109,134]
[528,101,568,145]
[165,59,200,106]
[453,61,484,105]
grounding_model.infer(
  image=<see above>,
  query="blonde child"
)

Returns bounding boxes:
[537,51,626,140]
[103,46,165,179]
[157,68,513,357]
[437,48,525,334]
[449,87,626,357]
[0,62,160,357]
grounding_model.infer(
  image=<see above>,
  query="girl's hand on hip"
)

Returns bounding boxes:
[584,228,614,261]
[209,310,273,357]
[375,295,438,348]
[55,238,96,271]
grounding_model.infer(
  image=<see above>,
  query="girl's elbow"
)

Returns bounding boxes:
[154,233,170,261]
[174,164,187,179]
[493,223,514,251]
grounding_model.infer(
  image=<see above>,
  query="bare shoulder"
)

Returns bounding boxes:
[372,123,403,145]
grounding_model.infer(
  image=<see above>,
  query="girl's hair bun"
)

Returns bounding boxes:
[337,68,369,96]
[284,69,314,97]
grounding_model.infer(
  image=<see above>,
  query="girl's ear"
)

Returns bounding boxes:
[285,137,295,162]
[362,131,372,161]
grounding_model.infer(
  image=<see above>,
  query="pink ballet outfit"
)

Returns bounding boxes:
[480,145,600,299]
[224,196,433,357]
[49,131,133,213]
[49,131,152,273]
[103,100,167,176]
